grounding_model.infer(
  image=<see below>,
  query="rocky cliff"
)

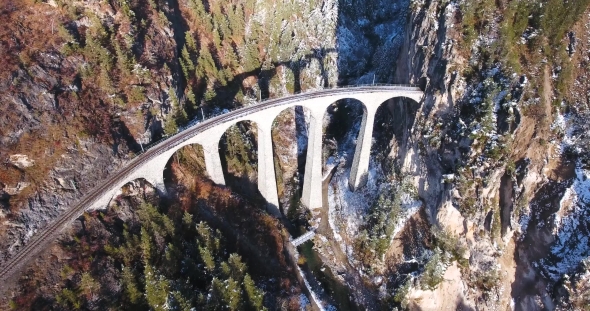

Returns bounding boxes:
[307,0,590,309]
[384,0,590,309]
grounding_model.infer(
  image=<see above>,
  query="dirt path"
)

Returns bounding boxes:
[543,65,552,114]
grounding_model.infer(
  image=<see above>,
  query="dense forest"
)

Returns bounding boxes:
[7,146,300,309]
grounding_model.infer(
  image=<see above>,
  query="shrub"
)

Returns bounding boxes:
[460,196,477,218]
[393,277,412,308]
[491,207,501,240]
[358,188,402,263]
[127,86,145,104]
[163,117,178,135]
[474,268,500,292]
[432,227,468,267]
[56,288,82,309]
[421,248,446,290]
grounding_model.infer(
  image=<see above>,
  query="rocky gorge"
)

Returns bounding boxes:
[1,0,590,310]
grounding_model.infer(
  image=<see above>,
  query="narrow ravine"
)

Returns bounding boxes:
[316,167,379,309]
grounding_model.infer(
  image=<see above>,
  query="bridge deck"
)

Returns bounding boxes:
[292,230,316,247]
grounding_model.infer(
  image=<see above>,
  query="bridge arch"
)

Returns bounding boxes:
[89,87,423,212]
[348,94,422,190]
[163,143,208,188]
[323,98,367,166]
[218,120,261,200]
[371,96,421,158]
[270,105,313,215]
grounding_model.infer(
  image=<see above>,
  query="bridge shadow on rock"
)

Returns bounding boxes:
[110,114,142,156]
[218,121,268,208]
[199,48,337,114]
[372,97,420,173]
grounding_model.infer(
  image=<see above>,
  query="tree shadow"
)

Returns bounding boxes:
[110,114,142,155]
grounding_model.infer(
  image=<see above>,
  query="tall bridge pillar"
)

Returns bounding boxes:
[256,118,281,216]
[202,139,226,186]
[301,103,331,209]
[349,104,379,191]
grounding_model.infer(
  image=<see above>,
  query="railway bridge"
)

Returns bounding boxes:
[0,85,422,284]
[90,85,423,215]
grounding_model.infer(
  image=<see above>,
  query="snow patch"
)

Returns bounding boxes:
[539,166,590,281]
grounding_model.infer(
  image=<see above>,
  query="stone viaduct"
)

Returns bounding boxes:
[89,86,423,215]
[0,86,423,287]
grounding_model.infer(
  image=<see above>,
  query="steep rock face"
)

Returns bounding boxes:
[392,2,525,309]
[394,1,462,215]
[394,1,590,310]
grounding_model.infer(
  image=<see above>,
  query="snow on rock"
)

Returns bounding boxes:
[9,154,35,169]
[538,166,590,281]
[328,163,381,236]
[298,294,310,310]
[3,182,31,196]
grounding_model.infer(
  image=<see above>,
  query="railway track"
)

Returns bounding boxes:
[0,85,421,291]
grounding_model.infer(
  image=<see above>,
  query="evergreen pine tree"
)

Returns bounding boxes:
[185,31,197,52]
[243,273,265,310]
[121,266,143,305]
[140,226,152,264]
[144,265,170,311]
[199,245,216,272]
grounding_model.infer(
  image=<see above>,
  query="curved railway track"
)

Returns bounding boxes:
[0,85,421,290]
